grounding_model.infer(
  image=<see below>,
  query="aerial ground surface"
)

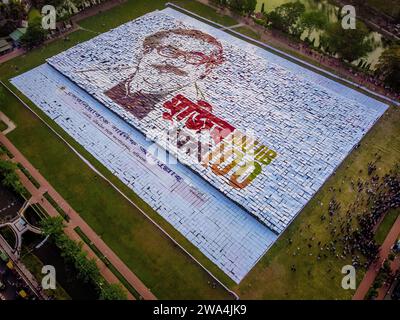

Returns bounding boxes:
[0,0,398,299]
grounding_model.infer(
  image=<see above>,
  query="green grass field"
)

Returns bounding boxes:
[375,208,399,245]
[0,0,398,300]
[236,107,400,299]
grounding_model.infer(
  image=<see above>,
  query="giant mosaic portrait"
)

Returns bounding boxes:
[47,12,384,234]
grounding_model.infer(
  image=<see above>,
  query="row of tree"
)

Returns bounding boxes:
[31,0,104,15]
[14,0,109,49]
[260,2,374,62]
[0,158,26,196]
[40,216,128,300]
[209,1,399,92]
[257,2,399,92]
[21,17,48,50]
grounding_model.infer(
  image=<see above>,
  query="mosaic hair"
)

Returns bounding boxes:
[143,28,224,70]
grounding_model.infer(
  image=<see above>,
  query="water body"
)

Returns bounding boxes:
[34,242,99,300]
[0,184,24,223]
[256,0,387,69]
[21,231,99,300]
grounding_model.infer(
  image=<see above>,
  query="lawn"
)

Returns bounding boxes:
[232,26,260,40]
[0,0,398,300]
[21,250,71,300]
[0,120,7,131]
[0,226,17,248]
[78,0,237,34]
[375,208,400,245]
[0,0,238,300]
[235,106,400,299]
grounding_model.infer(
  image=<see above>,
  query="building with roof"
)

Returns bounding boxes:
[0,39,13,56]
[9,27,27,46]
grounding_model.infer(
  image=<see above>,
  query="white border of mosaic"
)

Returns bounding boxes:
[10,9,389,283]
[45,10,387,234]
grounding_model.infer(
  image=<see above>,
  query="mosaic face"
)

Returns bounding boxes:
[130,29,223,95]
[104,29,224,120]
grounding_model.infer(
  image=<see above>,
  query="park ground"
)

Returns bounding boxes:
[0,0,399,299]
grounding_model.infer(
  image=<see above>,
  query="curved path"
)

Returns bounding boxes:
[0,111,16,135]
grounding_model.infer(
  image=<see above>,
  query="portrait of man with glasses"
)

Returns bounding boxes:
[104,28,224,120]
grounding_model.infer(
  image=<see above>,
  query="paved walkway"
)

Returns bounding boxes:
[0,134,156,300]
[219,23,244,31]
[0,48,25,65]
[0,111,16,135]
[353,214,400,300]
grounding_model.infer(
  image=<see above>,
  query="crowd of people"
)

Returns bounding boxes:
[287,161,399,275]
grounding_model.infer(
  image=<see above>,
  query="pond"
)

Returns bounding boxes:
[22,233,99,300]
[34,241,99,300]
[0,225,17,249]
[256,0,388,69]
[23,205,42,228]
[0,184,24,223]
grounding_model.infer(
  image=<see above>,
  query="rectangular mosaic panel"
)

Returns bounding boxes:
[39,11,388,233]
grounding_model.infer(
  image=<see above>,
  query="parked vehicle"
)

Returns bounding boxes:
[0,279,5,291]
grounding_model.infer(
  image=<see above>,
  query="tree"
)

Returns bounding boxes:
[40,216,65,238]
[55,234,82,263]
[320,21,373,62]
[21,17,47,49]
[299,11,328,36]
[100,284,128,300]
[228,0,243,13]
[375,44,400,92]
[74,251,101,283]
[53,233,101,284]
[228,0,256,15]
[31,0,66,10]
[267,2,306,35]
